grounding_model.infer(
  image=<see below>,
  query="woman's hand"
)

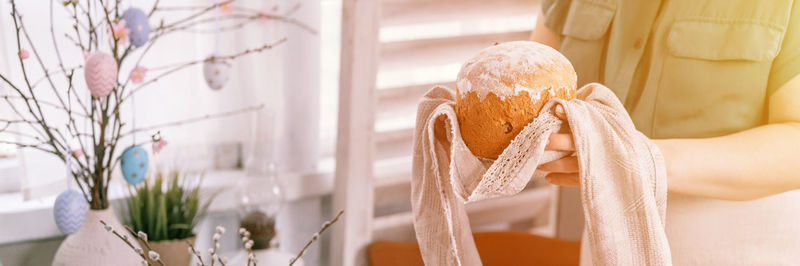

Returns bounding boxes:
[538,105,580,186]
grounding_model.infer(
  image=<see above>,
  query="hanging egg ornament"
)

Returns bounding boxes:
[123,8,150,47]
[53,189,88,234]
[85,52,118,97]
[120,145,149,185]
[203,56,231,91]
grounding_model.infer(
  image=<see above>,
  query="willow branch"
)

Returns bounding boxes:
[101,221,165,266]
[0,118,37,125]
[66,4,88,53]
[57,70,94,176]
[155,5,216,12]
[18,16,70,113]
[187,240,206,266]
[0,93,49,141]
[0,140,57,155]
[31,66,83,88]
[290,210,345,266]
[1,95,89,118]
[120,104,264,138]
[8,1,66,158]
[153,0,235,32]
[115,19,163,98]
[148,0,161,16]
[99,1,123,194]
[122,225,166,266]
[282,2,302,17]
[176,12,316,35]
[82,0,100,50]
[157,10,316,36]
[0,129,42,141]
[50,0,71,84]
[122,38,286,100]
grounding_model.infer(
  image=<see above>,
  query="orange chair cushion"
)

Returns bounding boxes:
[368,231,580,266]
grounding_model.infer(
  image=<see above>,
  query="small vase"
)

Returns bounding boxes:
[52,207,142,266]
[146,237,196,266]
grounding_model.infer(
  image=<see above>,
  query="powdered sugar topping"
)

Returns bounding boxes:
[456,41,575,102]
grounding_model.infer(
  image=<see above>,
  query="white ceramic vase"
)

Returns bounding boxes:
[52,207,143,266]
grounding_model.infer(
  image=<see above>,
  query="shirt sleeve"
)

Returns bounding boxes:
[768,0,800,96]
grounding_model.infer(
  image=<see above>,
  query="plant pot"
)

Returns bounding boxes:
[52,207,143,266]
[146,237,196,266]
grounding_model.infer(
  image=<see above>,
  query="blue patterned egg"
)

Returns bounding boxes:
[53,189,88,234]
[124,8,150,47]
[120,145,149,185]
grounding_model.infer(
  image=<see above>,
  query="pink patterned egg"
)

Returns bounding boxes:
[85,52,118,97]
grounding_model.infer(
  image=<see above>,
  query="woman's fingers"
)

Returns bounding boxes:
[545,173,579,187]
[538,156,579,173]
[546,105,574,151]
[544,105,578,187]
[545,133,575,151]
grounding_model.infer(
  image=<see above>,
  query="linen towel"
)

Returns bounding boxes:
[411,83,671,265]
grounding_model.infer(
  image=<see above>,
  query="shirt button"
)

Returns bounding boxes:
[634,38,644,49]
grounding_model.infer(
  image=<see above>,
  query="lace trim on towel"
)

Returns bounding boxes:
[469,104,563,201]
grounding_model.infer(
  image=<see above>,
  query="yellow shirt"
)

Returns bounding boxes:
[545,0,800,137]
[543,0,800,264]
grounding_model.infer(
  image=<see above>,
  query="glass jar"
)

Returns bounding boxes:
[237,153,283,250]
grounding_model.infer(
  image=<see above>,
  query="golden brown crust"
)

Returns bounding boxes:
[456,88,575,159]
[455,41,577,159]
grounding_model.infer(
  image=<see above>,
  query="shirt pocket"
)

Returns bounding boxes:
[562,0,616,40]
[558,0,616,86]
[655,18,784,138]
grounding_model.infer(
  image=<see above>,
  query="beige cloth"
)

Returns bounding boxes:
[411,83,671,265]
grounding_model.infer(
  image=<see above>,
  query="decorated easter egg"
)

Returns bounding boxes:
[120,145,149,185]
[203,56,231,91]
[53,189,88,234]
[85,52,118,97]
[124,8,150,47]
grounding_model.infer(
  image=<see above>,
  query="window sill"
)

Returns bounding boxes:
[0,169,333,246]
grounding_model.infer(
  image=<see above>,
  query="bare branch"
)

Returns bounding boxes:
[1,95,89,118]
[155,9,316,36]
[175,12,317,35]
[100,221,164,266]
[50,0,71,84]
[10,1,67,156]
[0,139,57,155]
[123,38,287,100]
[31,65,83,88]
[0,92,49,141]
[154,0,235,32]
[290,210,345,266]
[148,0,161,16]
[121,104,265,138]
[0,118,37,125]
[18,15,70,111]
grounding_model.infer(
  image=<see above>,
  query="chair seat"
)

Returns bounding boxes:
[368,231,581,266]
